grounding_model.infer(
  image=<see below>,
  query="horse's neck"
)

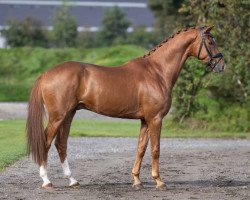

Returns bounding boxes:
[147,31,196,89]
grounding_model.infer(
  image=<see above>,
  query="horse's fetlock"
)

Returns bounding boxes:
[132,172,140,177]
[64,170,72,178]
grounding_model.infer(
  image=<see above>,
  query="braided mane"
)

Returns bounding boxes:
[143,26,197,58]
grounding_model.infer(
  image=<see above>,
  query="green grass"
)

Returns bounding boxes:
[0,120,26,170]
[70,120,140,137]
[0,119,249,170]
[70,120,250,139]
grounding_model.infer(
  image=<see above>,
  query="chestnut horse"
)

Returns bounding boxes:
[26,26,225,189]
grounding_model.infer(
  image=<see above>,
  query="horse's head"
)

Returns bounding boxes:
[193,26,225,73]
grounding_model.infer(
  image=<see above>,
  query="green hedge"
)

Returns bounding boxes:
[0,45,146,101]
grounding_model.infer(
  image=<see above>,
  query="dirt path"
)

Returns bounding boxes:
[0,138,249,200]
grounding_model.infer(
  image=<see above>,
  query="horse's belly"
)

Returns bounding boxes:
[78,84,141,119]
[78,67,143,119]
[85,94,141,118]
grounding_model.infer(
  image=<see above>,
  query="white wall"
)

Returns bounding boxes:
[0,34,6,48]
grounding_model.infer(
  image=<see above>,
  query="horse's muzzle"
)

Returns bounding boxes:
[213,58,225,73]
[206,57,225,73]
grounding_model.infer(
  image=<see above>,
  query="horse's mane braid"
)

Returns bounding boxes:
[143,26,197,58]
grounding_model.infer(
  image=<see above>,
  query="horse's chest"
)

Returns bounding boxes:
[141,88,172,117]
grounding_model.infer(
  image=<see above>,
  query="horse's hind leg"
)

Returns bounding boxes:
[40,113,66,188]
[54,110,79,187]
[132,119,149,189]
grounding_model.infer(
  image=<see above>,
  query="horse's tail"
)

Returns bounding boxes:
[26,76,46,166]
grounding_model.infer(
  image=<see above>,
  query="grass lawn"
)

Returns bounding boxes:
[0,119,249,170]
[0,120,26,170]
[70,120,250,139]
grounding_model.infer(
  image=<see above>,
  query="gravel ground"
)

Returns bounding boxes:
[0,138,249,200]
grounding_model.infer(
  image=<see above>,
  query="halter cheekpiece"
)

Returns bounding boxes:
[197,26,223,71]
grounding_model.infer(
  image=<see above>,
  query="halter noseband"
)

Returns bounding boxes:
[197,27,223,71]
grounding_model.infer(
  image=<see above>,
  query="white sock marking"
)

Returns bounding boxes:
[62,159,71,178]
[62,158,78,186]
[39,165,51,186]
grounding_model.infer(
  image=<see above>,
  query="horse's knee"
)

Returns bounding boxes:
[151,148,159,159]
[138,147,146,158]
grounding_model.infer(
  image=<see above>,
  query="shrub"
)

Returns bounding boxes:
[1,17,47,47]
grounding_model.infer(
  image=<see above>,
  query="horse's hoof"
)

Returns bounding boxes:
[132,183,144,190]
[42,183,53,189]
[156,183,166,190]
[69,182,80,188]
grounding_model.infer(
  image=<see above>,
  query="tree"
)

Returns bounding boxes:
[149,0,249,131]
[179,0,249,104]
[127,26,156,48]
[97,6,131,46]
[172,58,209,123]
[148,0,210,123]
[53,5,77,47]
[148,0,185,38]
[77,29,96,48]
[174,0,249,131]
[2,17,47,47]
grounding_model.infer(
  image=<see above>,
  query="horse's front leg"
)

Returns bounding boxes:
[148,116,166,189]
[132,119,149,189]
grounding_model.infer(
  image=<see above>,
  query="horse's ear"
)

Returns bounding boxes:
[204,26,214,33]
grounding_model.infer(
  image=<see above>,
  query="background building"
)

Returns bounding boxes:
[0,0,155,47]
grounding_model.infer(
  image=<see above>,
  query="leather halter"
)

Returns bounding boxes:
[197,27,223,71]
